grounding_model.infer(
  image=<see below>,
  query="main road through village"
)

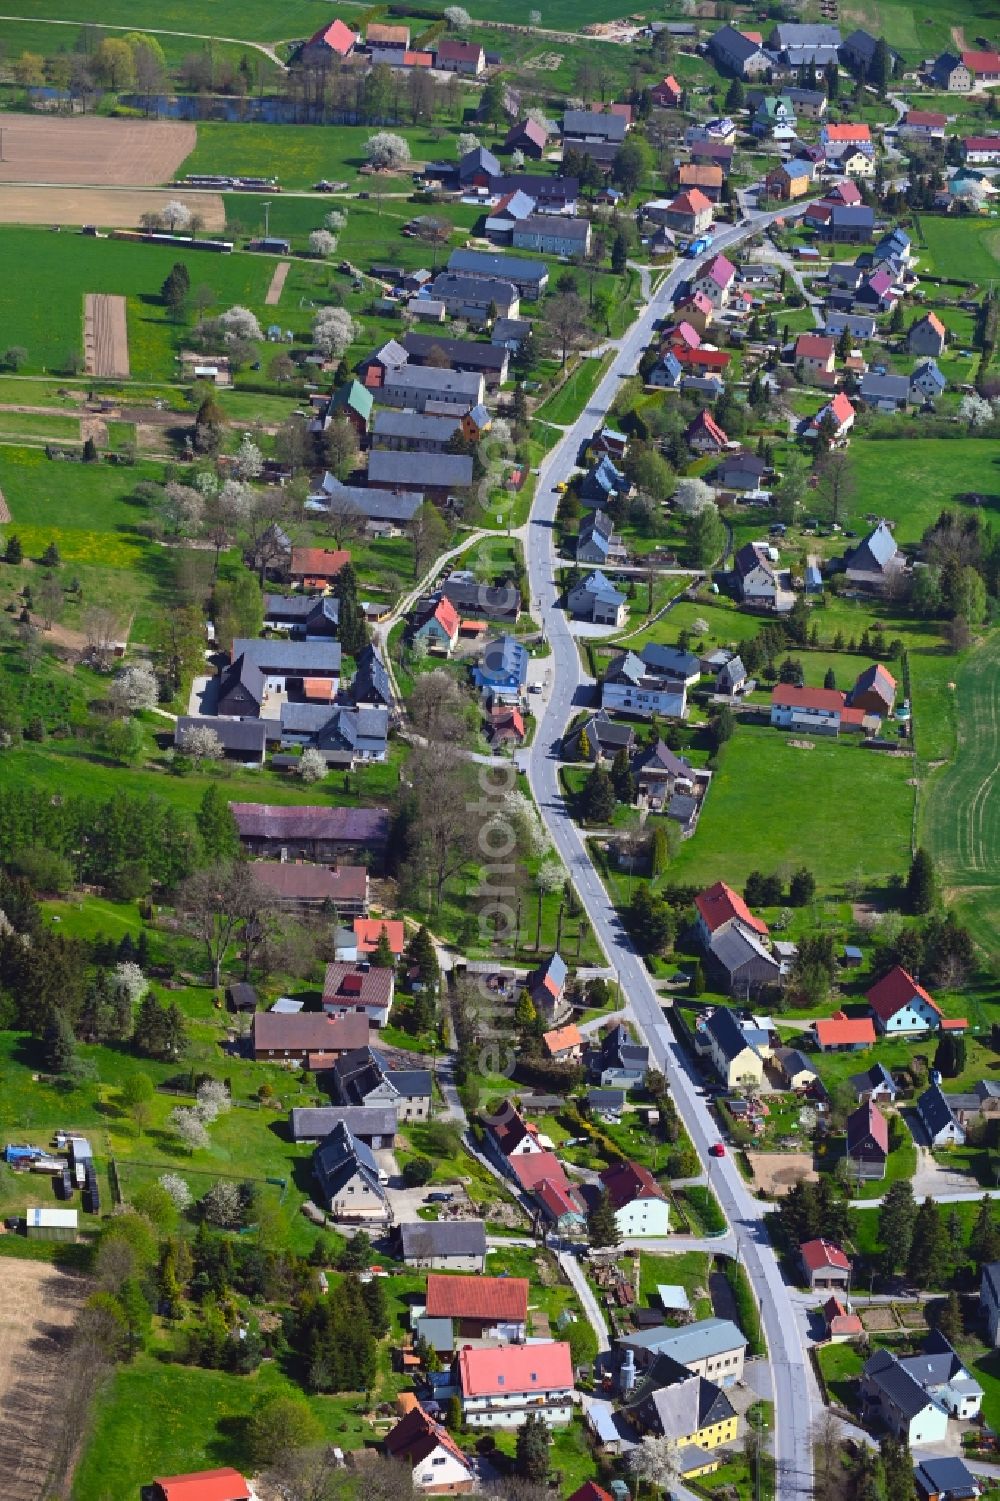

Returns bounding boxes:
[524,204,818,1501]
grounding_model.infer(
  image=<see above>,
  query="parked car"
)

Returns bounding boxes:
[709,1142,726,1157]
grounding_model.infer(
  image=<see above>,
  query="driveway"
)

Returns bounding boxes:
[187,673,218,717]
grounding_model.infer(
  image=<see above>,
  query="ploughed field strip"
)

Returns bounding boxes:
[84,294,130,379]
[0,114,196,186]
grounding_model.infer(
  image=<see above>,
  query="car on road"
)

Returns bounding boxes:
[554,481,568,492]
[709,1142,726,1157]
[529,683,543,694]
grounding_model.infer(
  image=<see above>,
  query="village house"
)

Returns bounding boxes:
[799,1239,851,1291]
[732,542,778,607]
[249,861,369,915]
[566,709,636,765]
[824,1296,864,1342]
[901,109,947,141]
[618,1318,747,1384]
[601,645,694,719]
[770,683,872,736]
[813,1015,876,1052]
[593,1022,649,1090]
[849,663,897,716]
[623,1356,738,1455]
[397,1220,487,1273]
[366,21,409,62]
[447,247,549,298]
[708,24,773,78]
[844,521,907,593]
[772,1047,818,1091]
[632,740,695,805]
[674,291,714,336]
[367,449,473,497]
[701,1007,766,1088]
[823,205,875,242]
[914,1458,982,1501]
[693,253,737,309]
[299,18,357,61]
[862,1332,983,1443]
[430,273,520,322]
[767,21,841,66]
[370,410,462,453]
[808,391,856,443]
[766,158,815,199]
[426,1273,528,1342]
[439,573,521,625]
[917,1083,966,1148]
[686,409,728,454]
[963,135,1000,164]
[485,1097,545,1166]
[472,633,529,703]
[504,117,548,157]
[567,569,628,627]
[850,1063,900,1104]
[413,597,461,656]
[867,966,943,1035]
[289,1105,397,1149]
[542,1022,584,1063]
[663,189,714,237]
[277,703,389,764]
[526,951,569,1024]
[599,1160,671,1238]
[322,963,395,1027]
[399,332,509,388]
[456,1341,574,1427]
[332,1045,431,1120]
[513,215,591,258]
[577,509,626,567]
[174,717,267,765]
[715,451,767,492]
[846,1099,889,1181]
[434,37,485,74]
[380,364,485,414]
[911,359,947,404]
[383,1402,476,1494]
[795,332,837,381]
[263,593,340,640]
[229,803,390,864]
[216,637,342,719]
[651,74,683,107]
[678,162,724,202]
[312,1120,390,1222]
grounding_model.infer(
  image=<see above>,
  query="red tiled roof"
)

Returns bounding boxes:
[289,547,350,578]
[941,1017,969,1032]
[962,50,1000,73]
[489,1099,533,1156]
[252,1009,369,1054]
[741,29,763,43]
[384,1403,471,1470]
[688,409,728,446]
[153,1471,250,1501]
[814,1015,875,1048]
[251,861,367,903]
[534,1176,584,1220]
[806,201,834,222]
[705,252,736,287]
[426,1273,528,1322]
[353,918,405,955]
[680,163,724,188]
[829,392,856,424]
[322,961,394,1009]
[800,1238,850,1273]
[308,18,356,54]
[303,677,337,701]
[368,22,409,43]
[511,1149,568,1192]
[965,136,1000,151]
[866,965,940,1023]
[403,50,433,65]
[457,1341,573,1398]
[695,880,769,937]
[684,348,731,370]
[795,333,835,361]
[823,1296,863,1336]
[568,1485,615,1501]
[924,312,947,337]
[431,596,460,637]
[826,180,862,204]
[600,1159,668,1208]
[839,706,867,727]
[770,683,845,713]
[680,290,714,315]
[671,188,712,214]
[905,110,947,127]
[543,1022,582,1056]
[824,122,871,142]
[670,320,702,349]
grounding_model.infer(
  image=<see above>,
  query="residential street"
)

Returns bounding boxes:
[523,203,817,1501]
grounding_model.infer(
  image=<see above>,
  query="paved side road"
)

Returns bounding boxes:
[524,205,817,1501]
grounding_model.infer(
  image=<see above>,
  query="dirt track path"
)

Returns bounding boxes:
[265,260,291,306]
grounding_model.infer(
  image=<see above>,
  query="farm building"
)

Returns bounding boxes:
[149,1472,251,1501]
[26,1206,78,1241]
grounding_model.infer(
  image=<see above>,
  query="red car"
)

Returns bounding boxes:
[709,1143,726,1157]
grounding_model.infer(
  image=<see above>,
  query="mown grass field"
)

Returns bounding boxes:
[7,0,330,41]
[0,227,274,379]
[669,725,914,895]
[839,0,1000,64]
[914,216,1000,285]
[185,122,452,190]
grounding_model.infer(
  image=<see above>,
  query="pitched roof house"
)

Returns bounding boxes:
[867,966,942,1035]
[917,1083,966,1148]
[398,1220,487,1272]
[800,1238,851,1290]
[426,1273,529,1339]
[383,1403,476,1493]
[846,1099,889,1180]
[702,1007,766,1088]
[849,663,896,716]
[732,542,778,606]
[813,1015,876,1051]
[686,409,729,453]
[456,1341,574,1427]
[695,881,769,941]
[149,1473,250,1501]
[322,962,396,1026]
[599,1160,670,1237]
[844,521,905,592]
[594,1022,649,1089]
[312,1120,390,1221]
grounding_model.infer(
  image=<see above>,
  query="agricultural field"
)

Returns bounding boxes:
[914,216,1000,285]
[0,113,195,188]
[0,1258,89,1501]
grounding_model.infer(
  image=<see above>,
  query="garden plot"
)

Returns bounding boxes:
[0,114,195,186]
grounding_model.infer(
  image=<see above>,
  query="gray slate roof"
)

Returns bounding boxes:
[371,409,461,443]
[290,1105,397,1140]
[368,449,473,489]
[312,1120,387,1202]
[563,108,627,142]
[399,1220,487,1259]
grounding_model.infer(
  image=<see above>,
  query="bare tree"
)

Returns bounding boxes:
[543,291,591,367]
[815,448,856,527]
[83,605,121,670]
[409,501,450,580]
[403,742,477,913]
[177,862,272,987]
[409,669,467,740]
[37,572,64,629]
[327,496,367,551]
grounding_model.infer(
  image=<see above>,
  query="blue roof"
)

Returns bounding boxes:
[912,358,946,391]
[588,455,628,495]
[805,564,822,585]
[662,352,682,381]
[475,634,529,686]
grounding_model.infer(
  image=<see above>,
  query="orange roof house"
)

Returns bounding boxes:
[695,880,769,937]
[289,546,350,584]
[305,17,357,56]
[542,1022,583,1060]
[426,1273,529,1326]
[150,1472,250,1501]
[354,918,406,957]
[814,1015,876,1051]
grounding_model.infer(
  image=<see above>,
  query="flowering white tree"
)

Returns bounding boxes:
[298,747,328,783]
[673,476,716,515]
[324,209,347,232]
[365,131,411,170]
[169,1106,209,1153]
[219,477,255,525]
[161,480,203,536]
[196,1078,232,1122]
[232,434,264,481]
[308,228,338,258]
[109,662,159,714]
[313,306,358,359]
[179,724,223,763]
[528,8,541,25]
[691,617,711,636]
[501,789,550,858]
[629,1434,681,1496]
[959,392,993,429]
[201,1179,243,1228]
[160,1173,193,1211]
[511,148,525,169]
[162,199,192,232]
[444,5,471,25]
[114,960,148,1006]
[457,132,480,158]
[218,305,263,343]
